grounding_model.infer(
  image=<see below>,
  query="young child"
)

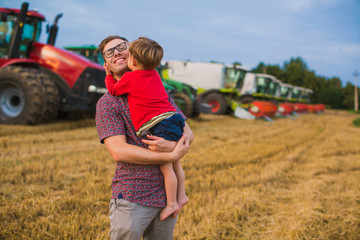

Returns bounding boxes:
[104,36,189,221]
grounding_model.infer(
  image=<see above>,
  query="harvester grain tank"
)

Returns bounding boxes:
[0,2,107,125]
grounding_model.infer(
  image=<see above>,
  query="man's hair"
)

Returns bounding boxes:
[129,37,163,70]
[98,35,128,60]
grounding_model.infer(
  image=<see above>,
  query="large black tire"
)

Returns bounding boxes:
[201,92,228,115]
[0,66,59,125]
[37,71,60,123]
[191,100,201,118]
[172,91,194,118]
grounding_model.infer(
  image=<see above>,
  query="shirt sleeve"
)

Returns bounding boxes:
[96,95,126,143]
[105,74,131,96]
[168,94,187,121]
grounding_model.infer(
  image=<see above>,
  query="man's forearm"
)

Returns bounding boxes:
[104,135,180,165]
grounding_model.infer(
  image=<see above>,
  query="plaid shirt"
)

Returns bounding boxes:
[96,92,186,207]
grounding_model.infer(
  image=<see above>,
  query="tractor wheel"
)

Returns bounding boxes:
[202,92,228,115]
[37,71,60,123]
[0,66,59,125]
[191,100,201,118]
[172,91,194,118]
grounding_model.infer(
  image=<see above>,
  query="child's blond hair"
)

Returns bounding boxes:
[129,37,163,70]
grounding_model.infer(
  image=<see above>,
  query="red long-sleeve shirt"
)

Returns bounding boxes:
[105,69,176,131]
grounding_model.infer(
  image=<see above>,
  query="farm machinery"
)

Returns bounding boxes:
[275,83,325,115]
[64,45,104,67]
[161,60,279,120]
[161,60,325,120]
[0,2,107,125]
[64,45,204,118]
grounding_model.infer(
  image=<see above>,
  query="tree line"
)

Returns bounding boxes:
[249,57,359,110]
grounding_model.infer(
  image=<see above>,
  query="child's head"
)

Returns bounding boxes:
[128,37,163,71]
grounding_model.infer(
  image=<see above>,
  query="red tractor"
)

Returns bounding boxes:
[0,2,106,124]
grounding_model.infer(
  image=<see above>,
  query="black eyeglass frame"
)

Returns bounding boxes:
[103,42,128,58]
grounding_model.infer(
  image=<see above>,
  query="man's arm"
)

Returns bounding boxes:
[104,133,189,164]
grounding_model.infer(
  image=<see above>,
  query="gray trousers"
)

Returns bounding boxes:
[109,199,177,240]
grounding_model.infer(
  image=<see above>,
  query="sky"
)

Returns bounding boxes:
[2,0,360,86]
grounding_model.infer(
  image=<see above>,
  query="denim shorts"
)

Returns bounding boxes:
[149,113,185,141]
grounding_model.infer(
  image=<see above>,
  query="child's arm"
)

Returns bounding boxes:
[105,74,130,96]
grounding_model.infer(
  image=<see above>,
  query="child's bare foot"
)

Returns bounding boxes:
[172,195,189,219]
[160,203,179,221]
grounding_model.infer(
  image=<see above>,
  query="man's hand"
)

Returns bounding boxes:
[169,134,190,161]
[142,135,177,152]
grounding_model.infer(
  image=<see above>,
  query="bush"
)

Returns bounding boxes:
[353,117,360,127]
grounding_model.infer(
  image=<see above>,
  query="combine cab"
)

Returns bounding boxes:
[0,3,106,125]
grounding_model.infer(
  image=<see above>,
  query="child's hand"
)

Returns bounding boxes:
[103,63,113,75]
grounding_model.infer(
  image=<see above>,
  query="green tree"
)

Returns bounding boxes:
[265,64,284,80]
[327,77,342,89]
[341,82,354,109]
[317,87,343,109]
[303,71,321,103]
[283,57,308,86]
[252,62,266,73]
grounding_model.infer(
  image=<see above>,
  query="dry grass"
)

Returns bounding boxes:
[1,111,359,239]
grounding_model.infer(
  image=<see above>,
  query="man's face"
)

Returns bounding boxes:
[103,39,129,77]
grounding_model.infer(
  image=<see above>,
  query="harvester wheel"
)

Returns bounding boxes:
[172,91,193,118]
[202,92,228,115]
[0,66,59,125]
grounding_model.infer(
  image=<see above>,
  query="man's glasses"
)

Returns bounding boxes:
[103,42,128,58]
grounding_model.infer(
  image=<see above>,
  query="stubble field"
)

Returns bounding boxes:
[0,110,359,239]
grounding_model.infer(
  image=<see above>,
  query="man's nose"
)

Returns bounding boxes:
[114,48,122,56]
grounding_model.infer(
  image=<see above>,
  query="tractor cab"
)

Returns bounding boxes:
[0,7,44,59]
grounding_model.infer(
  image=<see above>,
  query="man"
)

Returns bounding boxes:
[95,35,193,240]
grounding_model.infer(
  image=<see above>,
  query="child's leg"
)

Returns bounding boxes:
[173,160,189,214]
[159,163,179,221]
